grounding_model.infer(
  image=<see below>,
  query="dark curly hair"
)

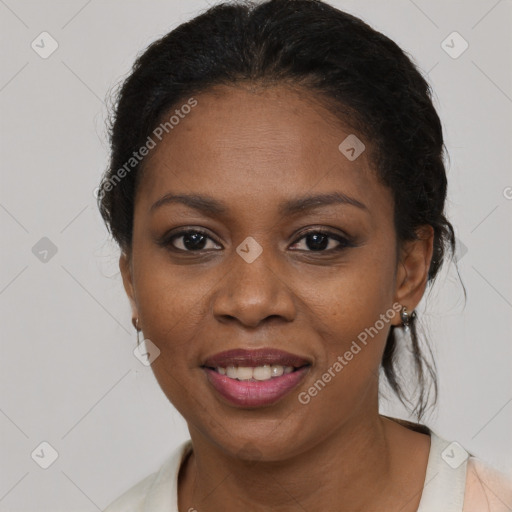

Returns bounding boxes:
[97,0,458,421]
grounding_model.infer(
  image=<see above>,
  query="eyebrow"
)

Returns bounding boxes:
[150,191,368,216]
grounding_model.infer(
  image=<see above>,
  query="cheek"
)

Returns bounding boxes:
[297,241,397,386]
[298,240,397,332]
[131,252,213,364]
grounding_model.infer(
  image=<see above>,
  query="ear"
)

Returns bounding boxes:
[119,251,139,325]
[391,225,434,326]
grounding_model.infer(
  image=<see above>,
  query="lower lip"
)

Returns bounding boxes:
[203,366,310,408]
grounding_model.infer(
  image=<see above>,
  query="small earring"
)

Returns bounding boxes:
[133,317,142,346]
[400,306,416,331]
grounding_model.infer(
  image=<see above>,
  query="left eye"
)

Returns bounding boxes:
[290,231,351,252]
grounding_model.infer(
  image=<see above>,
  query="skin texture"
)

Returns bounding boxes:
[120,84,434,511]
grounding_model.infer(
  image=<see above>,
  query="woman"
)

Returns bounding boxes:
[98,1,512,510]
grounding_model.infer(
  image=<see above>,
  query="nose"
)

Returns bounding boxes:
[211,245,297,328]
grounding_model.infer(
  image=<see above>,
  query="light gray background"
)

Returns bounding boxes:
[1,0,511,510]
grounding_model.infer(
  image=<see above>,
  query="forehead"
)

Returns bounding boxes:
[137,84,392,222]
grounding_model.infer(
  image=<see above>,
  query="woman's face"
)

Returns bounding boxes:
[120,84,432,461]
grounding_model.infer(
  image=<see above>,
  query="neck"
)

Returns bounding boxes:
[179,412,399,512]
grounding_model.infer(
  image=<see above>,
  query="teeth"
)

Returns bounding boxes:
[216,365,296,381]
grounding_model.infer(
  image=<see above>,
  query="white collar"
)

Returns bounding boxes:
[137,429,469,512]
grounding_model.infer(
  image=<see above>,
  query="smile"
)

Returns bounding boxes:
[202,365,310,407]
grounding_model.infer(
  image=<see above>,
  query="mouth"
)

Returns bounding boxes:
[201,348,312,407]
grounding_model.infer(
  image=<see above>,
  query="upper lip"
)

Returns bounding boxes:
[202,348,312,369]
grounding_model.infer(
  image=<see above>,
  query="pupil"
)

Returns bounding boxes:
[307,233,328,251]
[184,232,206,250]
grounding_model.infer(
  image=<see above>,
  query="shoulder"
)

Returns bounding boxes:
[383,417,512,512]
[463,457,512,512]
[103,471,157,512]
[103,439,193,512]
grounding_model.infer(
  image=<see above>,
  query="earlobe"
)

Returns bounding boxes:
[119,251,139,320]
[392,225,434,326]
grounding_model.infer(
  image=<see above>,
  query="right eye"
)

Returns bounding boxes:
[162,229,222,252]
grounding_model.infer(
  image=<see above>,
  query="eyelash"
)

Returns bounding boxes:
[160,227,354,254]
